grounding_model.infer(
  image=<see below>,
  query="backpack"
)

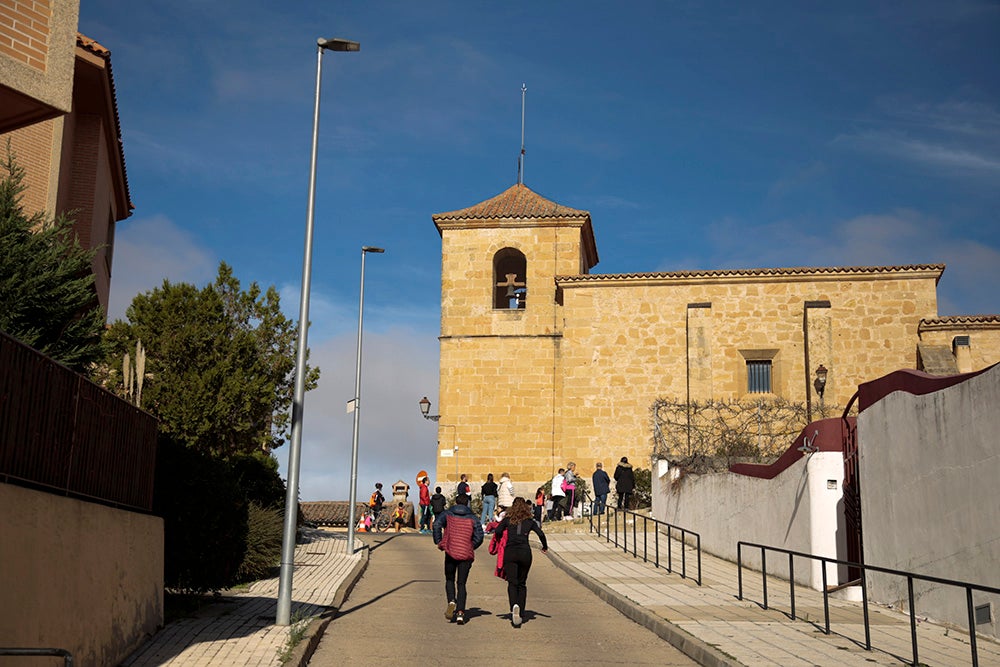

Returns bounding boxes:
[370,490,383,507]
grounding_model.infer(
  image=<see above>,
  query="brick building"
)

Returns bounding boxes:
[1,0,132,316]
[430,182,1000,488]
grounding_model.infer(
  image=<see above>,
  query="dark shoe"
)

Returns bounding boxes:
[455,611,466,625]
[445,600,456,621]
[511,604,521,627]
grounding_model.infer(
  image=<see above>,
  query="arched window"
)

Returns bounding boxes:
[493,248,527,309]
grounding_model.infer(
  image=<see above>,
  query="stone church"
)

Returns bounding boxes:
[430,182,1000,490]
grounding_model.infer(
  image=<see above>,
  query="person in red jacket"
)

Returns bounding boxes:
[418,476,432,534]
[432,493,484,625]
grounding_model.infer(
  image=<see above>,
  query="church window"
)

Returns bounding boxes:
[493,248,526,309]
[746,360,772,393]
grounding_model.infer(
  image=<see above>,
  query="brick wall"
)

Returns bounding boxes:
[0,0,53,71]
[2,118,56,216]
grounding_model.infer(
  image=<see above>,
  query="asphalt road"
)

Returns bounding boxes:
[308,531,696,664]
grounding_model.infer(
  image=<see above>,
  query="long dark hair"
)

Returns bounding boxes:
[505,497,532,523]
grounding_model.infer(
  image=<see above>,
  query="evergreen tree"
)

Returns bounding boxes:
[0,146,104,371]
[101,263,319,458]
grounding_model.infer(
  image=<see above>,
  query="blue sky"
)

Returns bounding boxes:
[80,1,1000,501]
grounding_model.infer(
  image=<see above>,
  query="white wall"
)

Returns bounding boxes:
[653,448,848,589]
[859,364,1000,640]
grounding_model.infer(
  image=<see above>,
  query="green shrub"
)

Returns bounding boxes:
[231,450,286,508]
[238,502,283,582]
[154,435,248,593]
[632,467,652,509]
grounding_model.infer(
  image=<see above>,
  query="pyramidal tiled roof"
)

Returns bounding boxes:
[433,183,590,221]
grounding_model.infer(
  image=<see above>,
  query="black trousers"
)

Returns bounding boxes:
[503,545,533,611]
[444,554,473,612]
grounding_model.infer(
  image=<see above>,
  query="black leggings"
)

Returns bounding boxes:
[503,545,533,611]
[444,554,473,612]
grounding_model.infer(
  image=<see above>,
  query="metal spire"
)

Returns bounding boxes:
[517,83,526,185]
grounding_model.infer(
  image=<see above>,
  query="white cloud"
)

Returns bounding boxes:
[277,325,442,501]
[108,215,217,321]
[833,99,1000,175]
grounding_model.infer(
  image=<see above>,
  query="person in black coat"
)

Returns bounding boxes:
[613,457,635,509]
[493,497,547,628]
[591,462,611,514]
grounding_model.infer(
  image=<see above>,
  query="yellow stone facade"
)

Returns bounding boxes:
[431,184,999,490]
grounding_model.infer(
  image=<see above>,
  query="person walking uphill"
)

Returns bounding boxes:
[614,457,635,509]
[433,493,484,625]
[493,497,547,628]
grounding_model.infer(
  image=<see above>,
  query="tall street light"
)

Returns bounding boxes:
[347,246,384,554]
[277,36,360,627]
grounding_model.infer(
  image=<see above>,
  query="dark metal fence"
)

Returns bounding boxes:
[590,506,702,585]
[0,331,157,511]
[737,541,1000,667]
[0,648,73,665]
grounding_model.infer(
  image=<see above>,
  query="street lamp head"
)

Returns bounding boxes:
[419,396,431,417]
[362,246,385,254]
[318,37,360,52]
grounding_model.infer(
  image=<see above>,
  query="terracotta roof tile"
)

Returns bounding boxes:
[556,264,946,284]
[300,501,367,527]
[919,314,1000,330]
[433,183,590,221]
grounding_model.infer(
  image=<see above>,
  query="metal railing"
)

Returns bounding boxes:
[0,331,157,511]
[590,506,701,585]
[0,648,73,665]
[737,541,1000,667]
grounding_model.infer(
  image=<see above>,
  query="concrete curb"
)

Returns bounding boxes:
[546,548,743,667]
[289,547,370,667]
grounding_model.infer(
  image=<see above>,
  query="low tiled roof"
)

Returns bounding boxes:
[919,314,1000,330]
[300,501,367,527]
[556,264,946,284]
[433,183,590,221]
[76,33,133,213]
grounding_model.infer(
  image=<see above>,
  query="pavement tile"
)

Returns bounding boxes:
[547,527,1000,667]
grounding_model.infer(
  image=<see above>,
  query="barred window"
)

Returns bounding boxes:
[747,360,772,394]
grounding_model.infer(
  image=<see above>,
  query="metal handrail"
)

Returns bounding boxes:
[737,541,1000,667]
[589,506,701,585]
[0,648,73,665]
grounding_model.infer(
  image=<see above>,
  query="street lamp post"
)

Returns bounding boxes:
[418,397,458,482]
[347,246,384,554]
[277,36,359,627]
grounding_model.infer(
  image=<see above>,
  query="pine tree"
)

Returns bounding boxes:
[101,263,319,458]
[0,145,104,371]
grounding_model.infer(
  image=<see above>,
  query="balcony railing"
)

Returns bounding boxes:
[0,331,157,512]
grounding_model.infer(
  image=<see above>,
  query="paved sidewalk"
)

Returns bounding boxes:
[122,528,366,667]
[547,522,1000,666]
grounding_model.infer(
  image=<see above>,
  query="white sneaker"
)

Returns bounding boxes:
[512,604,521,627]
[445,600,456,621]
